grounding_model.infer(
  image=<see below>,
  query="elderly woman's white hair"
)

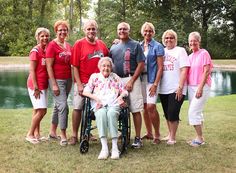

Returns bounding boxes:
[35,27,50,44]
[162,29,178,47]
[188,31,201,42]
[97,57,114,70]
[141,22,155,36]
[83,19,98,31]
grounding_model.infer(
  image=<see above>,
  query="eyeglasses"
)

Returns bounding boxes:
[165,37,174,39]
[118,28,128,31]
[144,30,153,33]
[86,28,96,31]
[58,29,68,32]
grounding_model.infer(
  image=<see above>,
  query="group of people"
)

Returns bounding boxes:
[25,19,213,160]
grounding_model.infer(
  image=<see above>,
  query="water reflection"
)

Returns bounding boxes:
[0,70,235,109]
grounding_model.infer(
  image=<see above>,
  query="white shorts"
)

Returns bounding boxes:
[188,85,210,125]
[73,83,85,110]
[121,76,143,113]
[28,88,48,109]
[141,74,158,104]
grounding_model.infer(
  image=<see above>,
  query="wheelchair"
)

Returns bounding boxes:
[79,97,131,155]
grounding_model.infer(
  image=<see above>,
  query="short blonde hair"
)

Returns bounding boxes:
[162,29,178,47]
[140,22,155,36]
[54,20,69,33]
[188,31,201,42]
[35,27,50,44]
[117,22,130,31]
[98,57,114,70]
[83,19,98,31]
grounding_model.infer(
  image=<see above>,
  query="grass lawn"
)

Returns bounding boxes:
[0,95,235,173]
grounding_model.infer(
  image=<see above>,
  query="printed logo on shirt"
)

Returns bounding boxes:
[88,50,104,60]
[163,55,176,71]
[41,58,46,66]
[59,51,71,64]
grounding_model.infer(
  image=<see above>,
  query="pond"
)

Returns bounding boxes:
[0,70,235,109]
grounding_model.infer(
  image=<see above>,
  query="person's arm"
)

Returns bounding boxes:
[73,66,84,95]
[175,66,188,101]
[29,60,41,99]
[46,58,59,96]
[149,56,163,97]
[83,91,103,109]
[125,61,144,92]
[195,64,210,98]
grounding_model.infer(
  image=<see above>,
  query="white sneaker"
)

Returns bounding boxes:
[98,150,109,160]
[111,149,120,159]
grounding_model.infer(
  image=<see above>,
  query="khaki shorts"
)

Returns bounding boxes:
[73,83,85,110]
[121,76,143,113]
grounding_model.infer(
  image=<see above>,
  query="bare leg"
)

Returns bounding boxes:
[143,104,153,137]
[147,104,160,139]
[71,109,82,138]
[194,124,204,142]
[169,121,179,141]
[132,112,142,138]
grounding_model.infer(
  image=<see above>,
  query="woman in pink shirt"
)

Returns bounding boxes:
[26,27,50,144]
[187,31,213,147]
[46,20,72,146]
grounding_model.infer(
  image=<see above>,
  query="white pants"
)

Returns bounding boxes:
[188,85,210,125]
[28,88,48,109]
[141,74,158,104]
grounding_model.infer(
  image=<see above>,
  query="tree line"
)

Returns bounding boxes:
[0,0,235,59]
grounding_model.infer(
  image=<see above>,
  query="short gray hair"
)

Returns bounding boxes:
[162,29,178,47]
[141,22,155,36]
[188,31,201,42]
[98,57,114,70]
[83,19,98,31]
[35,27,50,43]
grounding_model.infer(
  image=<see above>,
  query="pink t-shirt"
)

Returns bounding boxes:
[71,38,109,84]
[27,46,48,90]
[188,49,213,86]
[46,41,72,79]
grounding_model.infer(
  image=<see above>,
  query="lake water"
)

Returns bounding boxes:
[0,70,235,109]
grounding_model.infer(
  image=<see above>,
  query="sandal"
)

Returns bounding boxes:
[188,139,205,147]
[167,140,176,145]
[141,134,154,140]
[161,136,170,141]
[25,137,39,144]
[48,134,61,141]
[60,139,68,147]
[68,136,78,145]
[152,138,161,144]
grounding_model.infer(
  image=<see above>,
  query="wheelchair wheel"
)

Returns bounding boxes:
[80,140,89,153]
[79,97,90,153]
[118,107,131,155]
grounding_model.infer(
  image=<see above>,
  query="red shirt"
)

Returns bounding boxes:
[46,41,72,79]
[27,46,48,90]
[71,38,109,83]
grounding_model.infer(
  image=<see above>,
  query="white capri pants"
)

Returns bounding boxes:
[188,85,210,125]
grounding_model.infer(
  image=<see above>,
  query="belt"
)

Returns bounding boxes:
[119,73,133,78]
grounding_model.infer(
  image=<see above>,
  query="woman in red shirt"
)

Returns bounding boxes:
[46,20,72,146]
[26,27,50,144]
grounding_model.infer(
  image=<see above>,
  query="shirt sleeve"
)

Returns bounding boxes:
[136,43,146,62]
[83,73,96,93]
[46,42,55,59]
[29,49,38,61]
[155,43,165,57]
[179,47,190,68]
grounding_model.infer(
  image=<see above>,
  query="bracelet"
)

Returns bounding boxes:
[153,83,158,87]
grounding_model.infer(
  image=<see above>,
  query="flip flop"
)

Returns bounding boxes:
[188,139,205,147]
[38,136,48,142]
[60,139,68,147]
[48,134,61,140]
[25,137,39,144]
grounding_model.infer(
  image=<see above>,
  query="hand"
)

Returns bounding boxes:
[53,84,60,96]
[149,84,157,97]
[125,79,134,92]
[95,99,103,110]
[33,89,42,99]
[77,83,84,95]
[118,97,127,108]
[112,39,120,44]
[175,87,183,101]
[195,87,203,98]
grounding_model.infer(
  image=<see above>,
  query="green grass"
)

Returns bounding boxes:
[0,95,235,173]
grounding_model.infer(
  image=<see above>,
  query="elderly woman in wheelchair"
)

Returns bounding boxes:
[83,57,128,160]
